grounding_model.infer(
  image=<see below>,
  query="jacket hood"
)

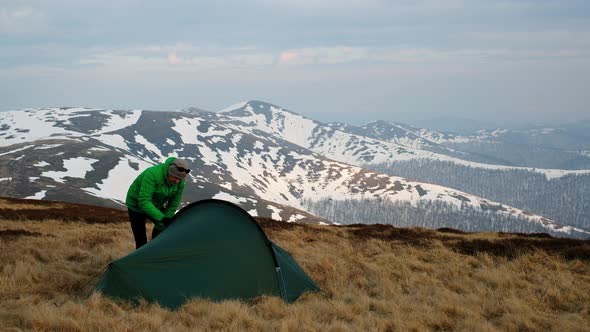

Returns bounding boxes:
[163,157,177,169]
[162,157,178,184]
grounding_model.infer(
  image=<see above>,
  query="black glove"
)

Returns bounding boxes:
[161,217,173,227]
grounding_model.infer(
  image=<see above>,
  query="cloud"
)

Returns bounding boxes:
[278,47,369,65]
[4,41,588,75]
[0,6,47,35]
[9,7,33,18]
[73,46,276,72]
[463,30,590,48]
[276,46,590,66]
[1,0,589,124]
[167,52,182,65]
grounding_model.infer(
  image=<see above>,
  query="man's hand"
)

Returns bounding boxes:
[154,222,166,233]
[161,217,173,227]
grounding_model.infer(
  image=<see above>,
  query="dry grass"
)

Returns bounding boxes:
[1,203,590,331]
[0,198,65,210]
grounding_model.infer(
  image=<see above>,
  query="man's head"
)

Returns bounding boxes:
[168,159,190,183]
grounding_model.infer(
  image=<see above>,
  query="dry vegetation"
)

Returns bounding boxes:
[1,198,590,331]
[0,197,66,210]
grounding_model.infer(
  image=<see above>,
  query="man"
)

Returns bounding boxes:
[125,157,190,249]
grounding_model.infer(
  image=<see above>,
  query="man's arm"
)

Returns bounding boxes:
[137,171,165,228]
[163,181,185,218]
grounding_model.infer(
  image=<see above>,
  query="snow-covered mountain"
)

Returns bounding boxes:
[220,101,590,178]
[377,122,590,169]
[219,101,590,232]
[1,105,589,238]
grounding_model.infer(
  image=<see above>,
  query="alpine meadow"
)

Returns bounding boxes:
[1,198,590,331]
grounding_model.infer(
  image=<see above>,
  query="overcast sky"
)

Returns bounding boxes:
[1,0,589,126]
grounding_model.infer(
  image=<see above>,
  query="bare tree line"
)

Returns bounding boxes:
[303,198,589,239]
[368,159,590,231]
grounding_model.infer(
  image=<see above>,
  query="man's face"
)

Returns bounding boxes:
[168,175,181,184]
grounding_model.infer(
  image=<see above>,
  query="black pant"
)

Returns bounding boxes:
[128,209,162,249]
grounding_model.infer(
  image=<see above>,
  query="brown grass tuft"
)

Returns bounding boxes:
[0,202,66,210]
[0,228,44,239]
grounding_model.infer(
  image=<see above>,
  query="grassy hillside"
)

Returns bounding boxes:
[1,197,589,331]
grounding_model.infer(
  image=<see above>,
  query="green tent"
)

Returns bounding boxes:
[95,199,320,309]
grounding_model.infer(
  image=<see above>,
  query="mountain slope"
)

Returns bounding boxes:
[1,106,588,237]
[220,101,590,177]
[219,101,590,232]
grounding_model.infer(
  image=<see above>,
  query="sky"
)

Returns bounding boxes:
[1,0,589,127]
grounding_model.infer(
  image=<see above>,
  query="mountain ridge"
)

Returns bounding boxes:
[1,103,589,237]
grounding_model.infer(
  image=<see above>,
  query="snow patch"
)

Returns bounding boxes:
[0,145,35,157]
[35,144,62,150]
[0,109,82,146]
[83,156,153,202]
[135,134,163,159]
[25,190,47,199]
[97,134,130,151]
[212,192,247,205]
[96,110,142,134]
[254,141,265,150]
[34,161,50,167]
[172,118,201,144]
[219,101,248,113]
[287,214,305,223]
[269,106,318,148]
[41,157,99,183]
[268,205,282,220]
[89,146,111,152]
[225,104,318,149]
[542,169,590,180]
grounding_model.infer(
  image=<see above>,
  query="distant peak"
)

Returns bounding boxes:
[176,107,212,114]
[363,120,393,126]
[219,101,249,113]
[244,100,285,111]
[220,100,290,111]
[363,120,414,130]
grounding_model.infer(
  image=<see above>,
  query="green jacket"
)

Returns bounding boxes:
[126,157,185,230]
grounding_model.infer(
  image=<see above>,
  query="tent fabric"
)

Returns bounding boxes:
[95,199,320,309]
